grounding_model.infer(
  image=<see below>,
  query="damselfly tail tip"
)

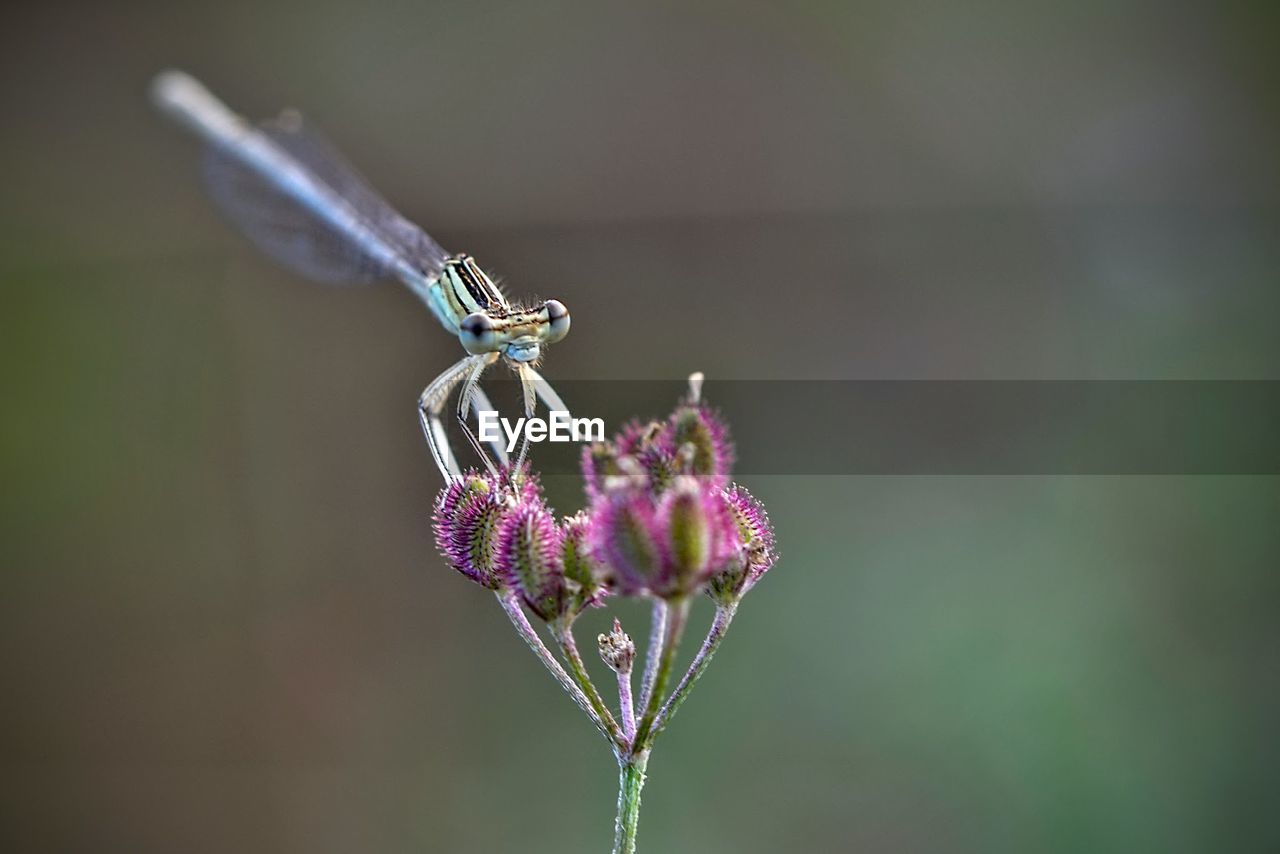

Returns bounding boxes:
[149,68,196,107]
[149,69,241,140]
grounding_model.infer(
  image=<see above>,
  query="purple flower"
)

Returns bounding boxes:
[433,466,612,622]
[435,383,775,610]
[587,475,741,599]
[425,374,780,842]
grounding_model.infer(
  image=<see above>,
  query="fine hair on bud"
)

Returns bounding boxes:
[433,472,506,589]
[496,501,566,622]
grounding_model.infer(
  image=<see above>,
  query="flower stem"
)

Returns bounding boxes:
[494,591,613,745]
[618,665,636,743]
[632,597,690,750]
[652,602,737,739]
[552,624,625,750]
[637,600,667,712]
[613,752,648,854]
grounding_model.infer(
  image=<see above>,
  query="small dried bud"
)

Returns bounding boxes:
[597,618,635,673]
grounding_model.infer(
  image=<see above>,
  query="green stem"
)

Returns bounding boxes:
[613,752,648,854]
[552,624,625,750]
[651,602,737,739]
[632,597,690,750]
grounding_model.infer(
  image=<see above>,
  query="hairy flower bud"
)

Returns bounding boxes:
[581,441,621,501]
[707,485,777,604]
[587,476,740,599]
[432,472,508,588]
[657,476,738,595]
[583,391,735,507]
[562,511,609,614]
[436,380,776,613]
[496,501,565,621]
[421,372,778,837]
[432,466,548,591]
[669,404,733,485]
[587,487,661,595]
[584,420,676,498]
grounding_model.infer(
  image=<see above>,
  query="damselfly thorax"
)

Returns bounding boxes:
[423,254,571,476]
[434,255,569,364]
[151,70,570,480]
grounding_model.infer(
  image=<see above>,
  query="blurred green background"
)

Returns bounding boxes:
[2,1,1279,851]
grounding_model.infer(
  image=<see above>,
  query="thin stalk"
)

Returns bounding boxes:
[617,664,636,743]
[651,602,737,739]
[551,624,625,750]
[613,752,648,854]
[632,597,690,750]
[495,592,612,744]
[637,600,667,711]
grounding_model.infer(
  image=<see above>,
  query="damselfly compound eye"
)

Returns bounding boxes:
[460,312,497,354]
[543,299,570,344]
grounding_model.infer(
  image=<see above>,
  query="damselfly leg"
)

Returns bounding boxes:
[523,364,570,414]
[456,356,503,475]
[466,383,510,469]
[418,359,573,481]
[509,364,574,474]
[418,354,495,479]
[419,356,571,482]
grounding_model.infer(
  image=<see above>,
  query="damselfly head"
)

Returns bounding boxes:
[458,299,571,363]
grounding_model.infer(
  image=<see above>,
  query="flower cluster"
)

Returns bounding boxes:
[432,389,776,619]
[431,379,778,850]
[433,466,605,622]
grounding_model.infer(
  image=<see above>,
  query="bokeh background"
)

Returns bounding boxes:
[3,1,1279,851]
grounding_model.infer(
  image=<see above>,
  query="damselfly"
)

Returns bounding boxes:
[151,69,570,480]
